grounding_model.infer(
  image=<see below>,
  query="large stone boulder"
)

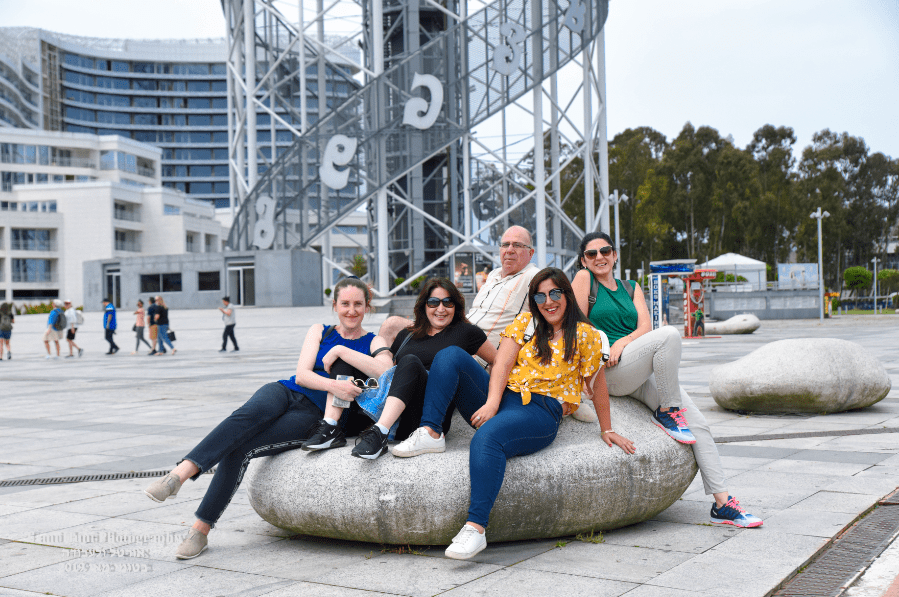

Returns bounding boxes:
[705,313,760,335]
[710,338,891,413]
[245,397,697,545]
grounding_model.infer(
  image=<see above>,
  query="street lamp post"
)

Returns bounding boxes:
[871,256,880,314]
[810,207,830,320]
[610,190,628,279]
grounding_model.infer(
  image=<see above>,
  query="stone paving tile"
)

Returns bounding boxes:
[757,459,873,476]
[259,583,407,597]
[688,469,846,509]
[0,542,72,579]
[34,491,173,518]
[517,541,694,583]
[0,463,59,480]
[463,537,557,566]
[0,555,189,597]
[0,483,120,508]
[307,552,505,597]
[761,507,859,538]
[116,497,205,526]
[790,490,883,514]
[441,566,638,597]
[825,475,899,496]
[93,566,300,597]
[0,509,108,542]
[121,527,282,562]
[617,585,699,596]
[715,445,801,460]
[30,517,187,552]
[600,520,739,554]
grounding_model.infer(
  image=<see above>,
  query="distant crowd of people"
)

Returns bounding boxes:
[0,294,238,360]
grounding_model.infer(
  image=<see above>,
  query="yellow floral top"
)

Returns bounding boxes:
[502,312,603,406]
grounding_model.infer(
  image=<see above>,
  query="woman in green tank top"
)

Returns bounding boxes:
[571,232,762,529]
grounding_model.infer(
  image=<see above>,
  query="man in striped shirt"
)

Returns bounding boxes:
[378,226,537,349]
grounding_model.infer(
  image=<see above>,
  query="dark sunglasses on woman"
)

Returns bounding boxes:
[583,246,614,258]
[533,288,564,304]
[426,297,455,308]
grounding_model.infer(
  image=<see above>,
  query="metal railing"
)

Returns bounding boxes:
[11,272,56,283]
[113,209,141,222]
[114,240,141,252]
[10,240,57,251]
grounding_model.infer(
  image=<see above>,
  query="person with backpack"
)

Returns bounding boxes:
[102,297,119,355]
[44,299,66,359]
[0,302,14,360]
[572,231,762,529]
[64,299,84,358]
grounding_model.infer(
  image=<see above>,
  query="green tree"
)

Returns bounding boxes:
[878,269,899,294]
[349,254,368,278]
[843,266,872,297]
[747,125,797,265]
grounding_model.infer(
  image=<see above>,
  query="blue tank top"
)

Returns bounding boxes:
[279,325,375,412]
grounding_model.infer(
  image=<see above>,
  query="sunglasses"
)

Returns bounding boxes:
[351,378,379,390]
[426,297,455,308]
[533,288,564,304]
[584,246,614,259]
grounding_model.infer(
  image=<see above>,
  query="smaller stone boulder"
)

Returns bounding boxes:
[705,314,760,335]
[710,338,891,413]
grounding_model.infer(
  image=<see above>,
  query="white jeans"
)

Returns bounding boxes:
[605,326,727,495]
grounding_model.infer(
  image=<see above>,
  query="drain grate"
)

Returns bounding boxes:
[773,504,899,597]
[881,489,899,506]
[716,427,899,444]
[0,469,215,487]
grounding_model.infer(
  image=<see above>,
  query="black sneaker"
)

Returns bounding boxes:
[351,426,388,460]
[301,420,346,451]
[148,350,157,356]
[219,349,227,352]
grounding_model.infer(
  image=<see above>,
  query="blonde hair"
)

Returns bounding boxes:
[155,296,167,308]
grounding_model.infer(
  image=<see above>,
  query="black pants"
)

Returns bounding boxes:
[389,354,454,441]
[183,358,370,527]
[222,324,238,350]
[105,328,118,351]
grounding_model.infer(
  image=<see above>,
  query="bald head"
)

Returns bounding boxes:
[499,226,535,277]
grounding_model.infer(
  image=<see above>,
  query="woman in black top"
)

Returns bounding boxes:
[154,295,175,355]
[303,278,496,459]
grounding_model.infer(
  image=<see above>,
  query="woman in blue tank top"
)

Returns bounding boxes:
[142,278,394,559]
[572,232,762,530]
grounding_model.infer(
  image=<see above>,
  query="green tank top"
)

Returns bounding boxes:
[588,276,638,346]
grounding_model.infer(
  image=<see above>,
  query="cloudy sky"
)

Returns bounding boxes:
[3,0,897,158]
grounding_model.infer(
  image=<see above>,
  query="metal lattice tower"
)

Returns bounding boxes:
[224,0,610,296]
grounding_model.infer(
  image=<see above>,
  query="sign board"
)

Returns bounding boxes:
[453,253,476,293]
[650,274,664,329]
[777,264,818,290]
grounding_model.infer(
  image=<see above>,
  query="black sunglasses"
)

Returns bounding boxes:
[426,297,455,308]
[351,378,379,389]
[533,288,564,304]
[583,246,614,259]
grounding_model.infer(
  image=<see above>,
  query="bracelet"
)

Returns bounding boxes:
[601,429,615,435]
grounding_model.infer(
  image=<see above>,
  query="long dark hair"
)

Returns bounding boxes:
[577,231,615,270]
[527,267,589,365]
[408,278,468,339]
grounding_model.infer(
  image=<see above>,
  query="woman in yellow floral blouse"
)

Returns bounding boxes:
[392,267,635,560]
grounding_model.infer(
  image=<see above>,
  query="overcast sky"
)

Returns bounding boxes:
[3,0,897,159]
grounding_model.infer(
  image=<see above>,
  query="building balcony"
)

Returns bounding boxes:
[113,209,141,222]
[10,240,58,251]
[115,240,141,252]
[11,272,56,283]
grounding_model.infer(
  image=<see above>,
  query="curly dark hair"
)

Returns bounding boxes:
[527,267,589,365]
[408,278,468,339]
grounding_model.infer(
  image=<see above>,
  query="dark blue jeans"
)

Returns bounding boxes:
[420,346,563,528]
[184,382,322,527]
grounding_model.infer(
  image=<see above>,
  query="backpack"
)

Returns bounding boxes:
[0,312,11,332]
[588,276,635,305]
[52,309,66,331]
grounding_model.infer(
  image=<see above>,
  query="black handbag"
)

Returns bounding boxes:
[167,329,176,342]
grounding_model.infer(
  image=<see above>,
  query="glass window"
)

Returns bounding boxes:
[133,62,155,74]
[212,131,228,143]
[212,114,228,126]
[133,96,156,108]
[189,115,210,126]
[65,106,95,122]
[133,114,156,126]
[211,98,227,109]
[214,181,230,193]
[112,61,130,73]
[212,165,229,176]
[175,132,190,143]
[64,71,94,86]
[96,93,129,107]
[211,64,226,75]
[188,98,210,109]
[190,165,212,177]
[187,81,209,92]
[187,64,208,75]
[64,54,80,67]
[66,125,97,134]
[97,111,130,125]
[188,182,213,194]
[256,114,271,126]
[198,271,221,291]
[95,59,109,71]
[134,131,156,143]
[140,274,161,293]
[192,149,212,160]
[190,132,211,143]
[162,273,182,292]
[134,79,156,91]
[38,146,49,165]
[211,80,227,92]
[164,204,181,215]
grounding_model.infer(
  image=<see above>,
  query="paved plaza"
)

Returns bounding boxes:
[0,306,897,596]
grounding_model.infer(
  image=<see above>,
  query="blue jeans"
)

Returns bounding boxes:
[156,324,174,352]
[420,346,563,528]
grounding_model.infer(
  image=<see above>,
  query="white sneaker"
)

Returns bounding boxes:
[445,524,486,560]
[391,427,445,458]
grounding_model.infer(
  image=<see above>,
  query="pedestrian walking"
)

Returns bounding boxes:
[132,300,153,354]
[218,296,238,352]
[154,296,176,355]
[102,298,119,354]
[44,299,66,359]
[0,302,14,360]
[146,296,159,355]
[64,300,84,358]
